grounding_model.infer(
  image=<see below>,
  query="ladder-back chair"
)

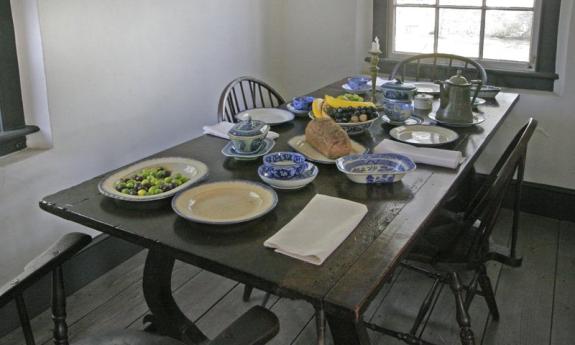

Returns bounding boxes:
[389,53,488,84]
[0,232,279,345]
[366,118,538,345]
[217,77,285,123]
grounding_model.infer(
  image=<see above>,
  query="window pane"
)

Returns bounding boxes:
[440,0,481,6]
[394,7,435,54]
[396,0,435,4]
[483,10,533,62]
[486,0,534,8]
[437,9,481,57]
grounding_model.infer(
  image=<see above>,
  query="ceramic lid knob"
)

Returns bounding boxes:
[447,70,470,86]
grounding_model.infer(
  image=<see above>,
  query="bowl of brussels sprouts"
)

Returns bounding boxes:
[98,157,208,203]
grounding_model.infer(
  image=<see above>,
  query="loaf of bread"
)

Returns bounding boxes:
[305,118,352,159]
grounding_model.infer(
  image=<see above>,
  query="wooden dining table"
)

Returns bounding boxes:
[39,79,519,345]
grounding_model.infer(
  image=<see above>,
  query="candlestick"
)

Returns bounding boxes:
[368,37,382,103]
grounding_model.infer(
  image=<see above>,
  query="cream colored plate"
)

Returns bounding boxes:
[389,125,459,146]
[172,181,278,225]
[98,157,208,202]
[287,135,368,164]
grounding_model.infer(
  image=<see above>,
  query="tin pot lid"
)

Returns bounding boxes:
[446,70,470,86]
[382,79,416,91]
[229,117,268,137]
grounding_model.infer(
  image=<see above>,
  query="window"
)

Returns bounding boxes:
[0,0,38,157]
[373,0,561,90]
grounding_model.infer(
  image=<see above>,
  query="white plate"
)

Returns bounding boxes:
[390,125,459,146]
[98,157,208,202]
[428,112,485,128]
[413,82,440,95]
[367,77,387,87]
[172,180,278,225]
[287,135,368,164]
[235,108,294,125]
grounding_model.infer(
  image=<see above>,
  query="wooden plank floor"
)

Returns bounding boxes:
[2,210,574,345]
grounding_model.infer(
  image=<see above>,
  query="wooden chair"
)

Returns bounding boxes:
[366,118,538,345]
[388,53,488,84]
[0,232,280,345]
[218,76,285,123]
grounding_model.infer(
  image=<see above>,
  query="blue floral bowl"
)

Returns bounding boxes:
[292,96,315,111]
[262,152,307,180]
[336,153,416,184]
[347,76,370,90]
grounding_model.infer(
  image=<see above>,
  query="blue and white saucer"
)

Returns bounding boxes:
[342,83,371,94]
[258,162,318,190]
[222,138,275,161]
[286,102,311,116]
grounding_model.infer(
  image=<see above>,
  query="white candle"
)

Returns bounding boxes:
[370,37,381,53]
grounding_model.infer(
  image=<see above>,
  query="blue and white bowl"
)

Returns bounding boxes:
[347,76,370,90]
[336,153,416,184]
[258,162,318,190]
[262,152,307,179]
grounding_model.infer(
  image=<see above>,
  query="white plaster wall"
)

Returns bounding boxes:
[475,0,575,190]
[0,0,371,284]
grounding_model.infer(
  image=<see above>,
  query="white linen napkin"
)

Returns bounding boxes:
[264,194,368,265]
[202,121,279,140]
[373,139,464,169]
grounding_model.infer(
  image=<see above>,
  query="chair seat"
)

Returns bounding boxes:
[408,209,480,266]
[75,330,185,345]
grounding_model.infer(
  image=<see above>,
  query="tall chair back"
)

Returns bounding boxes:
[217,77,285,123]
[464,118,537,264]
[389,53,488,84]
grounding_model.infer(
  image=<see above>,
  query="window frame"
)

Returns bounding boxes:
[0,0,38,157]
[373,0,561,91]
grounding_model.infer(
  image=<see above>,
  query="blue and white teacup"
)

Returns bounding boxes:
[262,152,307,179]
[347,76,370,90]
[292,96,315,111]
[228,118,269,154]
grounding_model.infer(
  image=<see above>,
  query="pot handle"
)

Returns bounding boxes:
[470,80,483,106]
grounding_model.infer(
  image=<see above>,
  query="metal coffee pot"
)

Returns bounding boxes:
[435,70,482,124]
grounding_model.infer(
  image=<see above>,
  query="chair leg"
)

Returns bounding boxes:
[477,264,500,321]
[243,285,254,302]
[315,306,326,345]
[449,272,475,345]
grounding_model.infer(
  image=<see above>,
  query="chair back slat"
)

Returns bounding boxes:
[464,119,537,260]
[217,77,285,123]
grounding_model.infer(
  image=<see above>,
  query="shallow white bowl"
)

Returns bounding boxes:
[336,153,416,184]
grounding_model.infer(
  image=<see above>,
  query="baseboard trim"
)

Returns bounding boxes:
[0,234,143,338]
[477,174,575,222]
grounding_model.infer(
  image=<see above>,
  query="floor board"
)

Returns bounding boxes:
[2,212,573,345]
[550,221,575,345]
[482,213,560,345]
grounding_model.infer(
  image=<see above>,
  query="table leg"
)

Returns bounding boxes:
[142,249,208,344]
[327,314,371,345]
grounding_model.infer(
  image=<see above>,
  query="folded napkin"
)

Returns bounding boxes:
[264,194,368,265]
[374,139,464,169]
[202,121,279,140]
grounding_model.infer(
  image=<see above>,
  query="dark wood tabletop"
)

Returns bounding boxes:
[40,79,518,344]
